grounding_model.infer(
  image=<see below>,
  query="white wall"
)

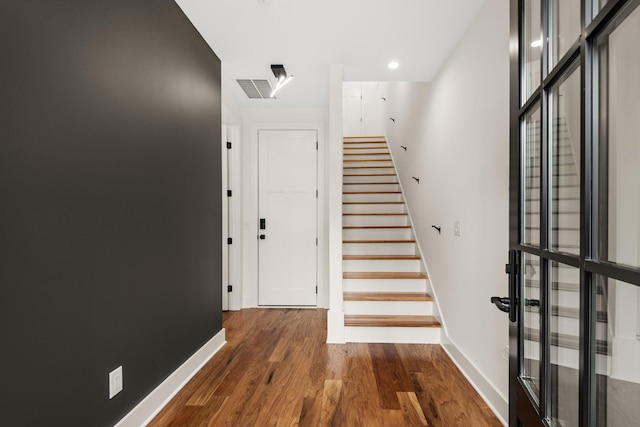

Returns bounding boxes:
[239,107,329,308]
[380,0,510,422]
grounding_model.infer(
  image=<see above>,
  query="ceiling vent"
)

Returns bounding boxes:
[236,79,274,99]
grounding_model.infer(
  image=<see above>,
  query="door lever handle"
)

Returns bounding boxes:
[491,296,511,313]
[259,234,266,240]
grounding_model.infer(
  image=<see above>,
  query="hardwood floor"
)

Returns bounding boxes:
[149,309,502,427]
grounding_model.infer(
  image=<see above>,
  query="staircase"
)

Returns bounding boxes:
[341,136,440,343]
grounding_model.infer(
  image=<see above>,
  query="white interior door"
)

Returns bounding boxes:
[362,82,383,136]
[343,82,363,136]
[258,130,317,306]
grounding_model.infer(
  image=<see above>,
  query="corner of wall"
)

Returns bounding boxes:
[440,334,508,425]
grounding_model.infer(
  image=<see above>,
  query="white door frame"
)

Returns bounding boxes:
[221,126,229,311]
[242,122,327,308]
[222,124,242,311]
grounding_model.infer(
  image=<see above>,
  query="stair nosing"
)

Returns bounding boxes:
[343,255,420,260]
[343,292,433,302]
[343,272,426,279]
[344,314,440,328]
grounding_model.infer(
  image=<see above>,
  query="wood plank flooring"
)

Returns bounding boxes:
[148,309,502,427]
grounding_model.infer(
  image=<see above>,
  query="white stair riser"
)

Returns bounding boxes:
[343,147,389,154]
[344,140,387,146]
[343,278,427,292]
[525,342,610,374]
[343,175,398,183]
[343,193,403,203]
[343,154,391,161]
[343,215,408,226]
[343,183,399,192]
[528,157,579,169]
[526,213,579,229]
[343,259,421,272]
[527,313,607,337]
[524,199,580,213]
[343,228,412,240]
[345,326,440,344]
[344,161,393,168]
[343,167,395,174]
[527,173,580,187]
[343,203,405,214]
[528,287,579,308]
[526,186,579,200]
[343,242,416,255]
[344,300,433,316]
[524,228,580,246]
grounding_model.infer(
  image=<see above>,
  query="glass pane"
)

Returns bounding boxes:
[549,67,581,255]
[523,0,542,103]
[523,104,541,246]
[594,4,640,269]
[593,0,610,19]
[522,254,542,403]
[595,276,640,427]
[550,262,580,426]
[549,0,581,69]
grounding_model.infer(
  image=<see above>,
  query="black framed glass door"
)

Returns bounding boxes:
[504,0,640,425]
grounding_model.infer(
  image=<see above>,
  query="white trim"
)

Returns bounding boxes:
[326,64,345,343]
[113,329,226,427]
[440,335,508,426]
[227,125,243,311]
[221,126,230,311]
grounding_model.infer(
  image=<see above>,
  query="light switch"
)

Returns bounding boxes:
[454,220,461,237]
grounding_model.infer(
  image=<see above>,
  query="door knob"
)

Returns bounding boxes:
[259,234,266,240]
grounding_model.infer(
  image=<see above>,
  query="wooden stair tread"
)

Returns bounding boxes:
[344,315,440,328]
[344,292,432,301]
[343,152,390,155]
[343,182,399,185]
[343,143,387,146]
[343,239,416,243]
[343,201,404,205]
[343,191,401,194]
[343,226,411,229]
[343,255,420,260]
[343,213,407,216]
[343,272,426,279]
[343,148,389,152]
[344,166,394,169]
[344,159,392,163]
[343,173,396,177]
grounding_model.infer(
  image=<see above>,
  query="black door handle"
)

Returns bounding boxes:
[491,296,511,313]
[259,234,266,240]
[491,250,518,322]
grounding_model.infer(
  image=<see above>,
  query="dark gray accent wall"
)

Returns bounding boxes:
[0,1,222,425]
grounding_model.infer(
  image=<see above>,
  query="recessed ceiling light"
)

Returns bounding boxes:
[388,61,399,69]
[530,39,542,48]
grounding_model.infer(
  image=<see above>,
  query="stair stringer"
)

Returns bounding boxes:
[384,133,446,334]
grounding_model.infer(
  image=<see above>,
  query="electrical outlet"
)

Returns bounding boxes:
[109,366,123,399]
[454,220,462,237]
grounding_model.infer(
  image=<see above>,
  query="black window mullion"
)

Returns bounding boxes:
[539,1,550,419]
[580,0,591,423]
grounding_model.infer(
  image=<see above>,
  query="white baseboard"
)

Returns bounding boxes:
[440,335,508,426]
[114,329,227,427]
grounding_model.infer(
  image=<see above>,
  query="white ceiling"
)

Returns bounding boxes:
[175,0,486,108]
